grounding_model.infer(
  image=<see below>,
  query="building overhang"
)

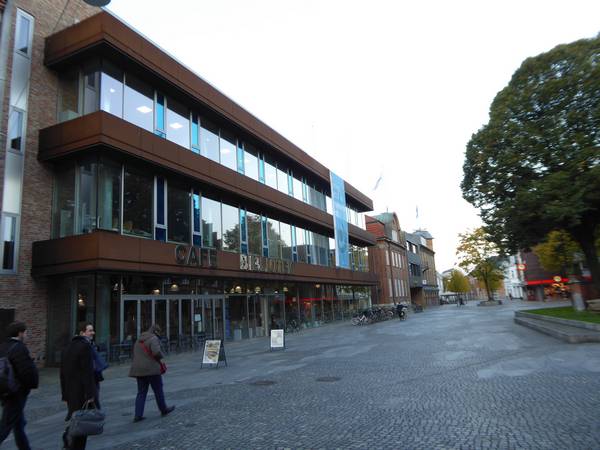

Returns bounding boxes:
[32,231,378,286]
[44,11,373,212]
[38,112,376,247]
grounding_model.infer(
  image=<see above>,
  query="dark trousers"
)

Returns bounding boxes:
[62,431,87,450]
[0,394,30,450]
[135,375,167,418]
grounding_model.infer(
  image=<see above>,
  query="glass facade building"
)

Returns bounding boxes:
[22,11,377,366]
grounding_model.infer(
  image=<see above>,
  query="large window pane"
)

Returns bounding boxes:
[267,218,281,259]
[247,211,262,256]
[200,118,220,163]
[97,160,121,232]
[123,168,153,238]
[264,155,277,190]
[15,14,30,55]
[280,222,292,261]
[292,176,304,202]
[100,62,123,118]
[243,143,259,181]
[166,97,190,148]
[201,196,221,249]
[1,215,16,270]
[58,70,80,123]
[77,161,97,234]
[124,74,154,133]
[7,109,23,152]
[222,203,240,252]
[277,167,289,195]
[167,184,190,244]
[219,129,237,171]
[83,63,100,115]
[52,167,75,238]
[296,227,307,263]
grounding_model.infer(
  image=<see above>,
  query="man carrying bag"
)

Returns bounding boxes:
[60,323,103,450]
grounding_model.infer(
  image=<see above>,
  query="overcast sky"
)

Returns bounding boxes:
[106,0,600,271]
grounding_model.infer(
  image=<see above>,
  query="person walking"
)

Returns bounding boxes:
[60,322,99,450]
[0,322,39,450]
[129,325,174,422]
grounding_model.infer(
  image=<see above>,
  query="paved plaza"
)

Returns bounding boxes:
[5,300,600,449]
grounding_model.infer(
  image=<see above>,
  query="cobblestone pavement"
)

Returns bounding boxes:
[5,300,600,449]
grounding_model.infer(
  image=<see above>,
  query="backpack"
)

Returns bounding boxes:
[0,343,21,398]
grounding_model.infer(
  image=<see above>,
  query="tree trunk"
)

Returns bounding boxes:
[575,230,600,297]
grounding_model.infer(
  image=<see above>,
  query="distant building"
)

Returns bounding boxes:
[365,213,410,305]
[501,254,526,300]
[406,230,439,307]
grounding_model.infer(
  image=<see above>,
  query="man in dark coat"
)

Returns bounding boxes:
[0,321,39,450]
[60,322,98,450]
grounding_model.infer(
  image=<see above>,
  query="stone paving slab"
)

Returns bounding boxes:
[3,300,600,450]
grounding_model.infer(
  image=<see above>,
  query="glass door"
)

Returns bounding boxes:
[203,298,214,338]
[213,297,224,340]
[123,299,137,342]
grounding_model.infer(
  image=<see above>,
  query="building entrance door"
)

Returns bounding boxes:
[121,295,226,342]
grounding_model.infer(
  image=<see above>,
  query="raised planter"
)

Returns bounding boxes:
[478,300,502,306]
[515,310,600,332]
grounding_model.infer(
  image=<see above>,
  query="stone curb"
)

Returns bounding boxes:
[513,316,600,344]
[515,310,600,332]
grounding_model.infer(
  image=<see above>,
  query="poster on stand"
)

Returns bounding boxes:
[270,329,285,350]
[202,340,221,365]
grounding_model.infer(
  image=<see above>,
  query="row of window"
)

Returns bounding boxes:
[52,158,369,271]
[56,59,365,229]
[388,277,408,299]
[407,241,419,254]
[409,263,421,278]
[386,249,405,269]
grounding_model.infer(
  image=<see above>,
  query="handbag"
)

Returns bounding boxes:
[140,340,167,375]
[68,400,105,437]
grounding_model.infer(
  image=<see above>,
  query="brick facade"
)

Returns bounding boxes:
[0,1,98,363]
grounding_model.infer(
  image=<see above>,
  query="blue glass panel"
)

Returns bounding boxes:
[155,227,166,242]
[258,157,265,183]
[193,234,201,246]
[237,145,244,174]
[241,243,248,255]
[240,209,247,244]
[261,216,268,244]
[263,247,269,257]
[287,173,293,196]
[193,192,200,232]
[156,177,165,225]
[191,113,200,152]
[156,93,165,132]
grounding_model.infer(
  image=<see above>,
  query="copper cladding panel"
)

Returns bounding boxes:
[32,232,377,286]
[44,11,373,212]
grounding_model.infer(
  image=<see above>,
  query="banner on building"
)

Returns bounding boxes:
[330,171,349,269]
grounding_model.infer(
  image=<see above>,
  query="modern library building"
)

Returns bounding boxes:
[0,6,376,364]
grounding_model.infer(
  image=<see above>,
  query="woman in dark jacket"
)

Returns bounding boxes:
[129,325,174,422]
[60,323,98,450]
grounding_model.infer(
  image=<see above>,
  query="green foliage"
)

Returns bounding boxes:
[533,230,580,275]
[461,36,600,291]
[527,306,600,325]
[444,269,470,293]
[456,228,504,300]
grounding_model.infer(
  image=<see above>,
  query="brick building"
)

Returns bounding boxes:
[0,5,376,364]
[0,0,99,356]
[365,212,410,305]
[406,230,440,307]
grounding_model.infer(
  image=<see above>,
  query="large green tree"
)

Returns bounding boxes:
[444,269,470,294]
[462,36,600,293]
[456,228,504,301]
[533,230,580,277]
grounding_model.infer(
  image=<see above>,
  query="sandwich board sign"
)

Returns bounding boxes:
[270,329,285,351]
[201,340,227,368]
